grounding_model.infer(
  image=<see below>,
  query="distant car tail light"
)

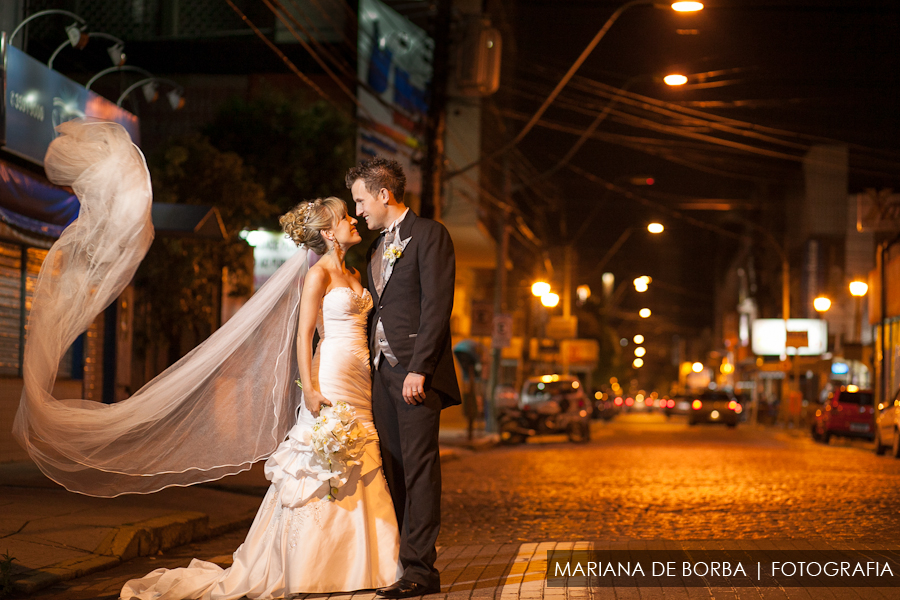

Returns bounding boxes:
[734,404,742,414]
[614,397,623,406]
[692,399,702,410]
[625,397,634,406]
[667,399,675,408]
[728,401,737,410]
[579,410,588,417]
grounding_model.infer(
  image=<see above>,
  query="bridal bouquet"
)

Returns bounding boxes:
[301,401,368,500]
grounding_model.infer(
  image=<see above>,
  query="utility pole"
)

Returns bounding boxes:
[485,160,512,433]
[420,0,452,220]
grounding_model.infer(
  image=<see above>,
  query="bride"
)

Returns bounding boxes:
[121,198,401,599]
[11,120,399,599]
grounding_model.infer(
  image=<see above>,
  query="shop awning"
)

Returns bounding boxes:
[0,160,79,238]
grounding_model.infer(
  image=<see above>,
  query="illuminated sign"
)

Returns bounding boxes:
[751,319,828,356]
[356,0,432,205]
[2,45,139,165]
[240,230,302,291]
[831,362,850,375]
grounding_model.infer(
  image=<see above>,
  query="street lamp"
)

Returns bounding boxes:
[849,280,868,343]
[633,358,644,368]
[639,308,651,318]
[576,284,591,303]
[672,2,704,11]
[531,281,551,297]
[541,292,560,308]
[663,74,688,86]
[647,222,664,234]
[691,361,704,373]
[510,0,705,146]
[634,347,646,357]
[446,0,703,181]
[813,296,831,313]
[633,334,644,344]
[849,281,868,297]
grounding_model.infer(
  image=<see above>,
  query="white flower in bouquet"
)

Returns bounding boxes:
[308,401,368,500]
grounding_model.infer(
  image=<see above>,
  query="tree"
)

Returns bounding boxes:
[205,94,356,218]
[133,135,276,373]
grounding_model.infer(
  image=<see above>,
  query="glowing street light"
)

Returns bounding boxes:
[813,296,832,312]
[634,347,646,357]
[531,281,551,297]
[542,292,560,308]
[671,2,704,11]
[639,308,651,318]
[633,358,644,368]
[576,284,591,302]
[849,281,868,297]
[647,222,665,233]
[691,361,704,373]
[849,280,868,344]
[633,334,644,344]
[663,74,688,86]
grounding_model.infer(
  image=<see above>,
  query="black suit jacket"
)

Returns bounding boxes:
[367,211,462,408]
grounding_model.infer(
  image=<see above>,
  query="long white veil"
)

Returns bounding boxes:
[12,119,309,497]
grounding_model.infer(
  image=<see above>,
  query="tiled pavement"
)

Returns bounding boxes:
[285,541,900,600]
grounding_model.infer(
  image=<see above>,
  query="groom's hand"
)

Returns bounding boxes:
[402,373,427,405]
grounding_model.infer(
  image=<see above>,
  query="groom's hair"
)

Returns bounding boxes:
[345,157,407,202]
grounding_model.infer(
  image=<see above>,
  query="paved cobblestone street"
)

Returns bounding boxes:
[22,413,900,599]
[438,414,900,546]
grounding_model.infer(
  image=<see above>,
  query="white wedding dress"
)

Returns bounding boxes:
[121,287,401,600]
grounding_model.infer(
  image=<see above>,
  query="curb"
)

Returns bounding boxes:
[11,509,257,596]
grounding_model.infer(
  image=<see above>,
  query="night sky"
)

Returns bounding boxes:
[498,0,900,334]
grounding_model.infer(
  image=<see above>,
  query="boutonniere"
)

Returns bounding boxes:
[384,236,411,267]
[384,242,403,266]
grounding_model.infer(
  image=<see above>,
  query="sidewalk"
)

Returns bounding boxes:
[0,427,492,597]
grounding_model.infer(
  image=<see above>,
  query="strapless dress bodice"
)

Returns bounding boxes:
[317,287,372,347]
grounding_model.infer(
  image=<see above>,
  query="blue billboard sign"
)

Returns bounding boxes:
[2,43,139,165]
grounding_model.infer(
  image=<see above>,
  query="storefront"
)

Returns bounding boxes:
[0,36,139,462]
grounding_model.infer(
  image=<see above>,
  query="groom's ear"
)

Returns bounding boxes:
[378,187,392,205]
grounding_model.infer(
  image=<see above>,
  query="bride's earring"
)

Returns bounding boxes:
[325,232,337,253]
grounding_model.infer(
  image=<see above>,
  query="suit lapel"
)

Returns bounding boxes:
[367,236,382,302]
[379,211,416,298]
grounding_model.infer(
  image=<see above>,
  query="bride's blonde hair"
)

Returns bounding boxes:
[280,197,346,255]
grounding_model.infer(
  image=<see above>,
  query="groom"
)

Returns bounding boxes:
[347,158,461,598]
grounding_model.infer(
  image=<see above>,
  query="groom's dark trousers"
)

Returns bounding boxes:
[373,363,443,587]
[367,210,461,589]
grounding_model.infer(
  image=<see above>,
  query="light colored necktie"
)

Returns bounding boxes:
[378,229,396,295]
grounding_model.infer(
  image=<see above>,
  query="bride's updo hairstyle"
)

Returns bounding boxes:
[280,197,346,255]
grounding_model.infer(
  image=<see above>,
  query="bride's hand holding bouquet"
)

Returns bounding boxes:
[303,388,332,416]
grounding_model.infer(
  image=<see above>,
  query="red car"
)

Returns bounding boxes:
[812,386,875,443]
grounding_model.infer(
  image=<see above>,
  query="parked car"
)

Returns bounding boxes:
[874,387,900,457]
[811,386,875,443]
[591,390,619,421]
[498,375,591,444]
[663,395,692,418]
[687,390,742,427]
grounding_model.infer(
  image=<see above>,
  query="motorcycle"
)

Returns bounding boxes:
[498,397,591,445]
